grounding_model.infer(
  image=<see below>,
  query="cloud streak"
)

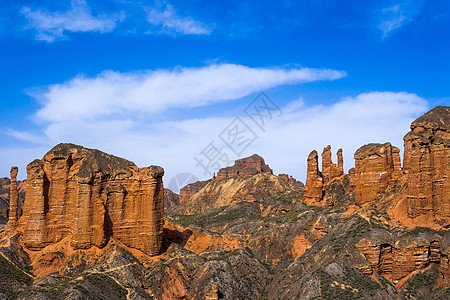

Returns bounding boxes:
[377,0,424,38]
[21,0,123,42]
[147,3,212,35]
[34,64,346,123]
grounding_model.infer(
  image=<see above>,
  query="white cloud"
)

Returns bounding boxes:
[33,64,346,123]
[377,0,424,38]
[147,3,212,35]
[21,0,123,42]
[12,85,428,187]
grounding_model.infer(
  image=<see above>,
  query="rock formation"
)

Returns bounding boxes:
[403,106,450,218]
[0,177,26,221]
[179,154,274,204]
[13,143,164,255]
[303,150,323,202]
[214,154,273,180]
[303,146,344,203]
[277,174,301,186]
[321,145,344,184]
[5,167,19,234]
[356,231,450,287]
[353,143,402,205]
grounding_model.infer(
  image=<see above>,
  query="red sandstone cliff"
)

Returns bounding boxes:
[353,142,402,205]
[9,143,164,255]
[403,106,450,218]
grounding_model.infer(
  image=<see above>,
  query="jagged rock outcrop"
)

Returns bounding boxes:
[321,145,344,184]
[303,146,344,203]
[12,143,164,255]
[214,154,273,180]
[353,142,402,205]
[403,106,450,218]
[277,173,302,186]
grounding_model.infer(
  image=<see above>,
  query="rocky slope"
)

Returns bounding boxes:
[0,106,449,300]
[164,188,180,209]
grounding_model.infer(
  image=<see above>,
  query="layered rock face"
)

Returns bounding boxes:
[215,154,273,180]
[353,143,402,205]
[303,146,344,202]
[403,106,450,218]
[14,143,164,255]
[356,232,450,286]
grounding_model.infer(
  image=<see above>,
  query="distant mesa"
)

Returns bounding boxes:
[179,154,300,204]
[5,143,164,256]
[214,154,273,181]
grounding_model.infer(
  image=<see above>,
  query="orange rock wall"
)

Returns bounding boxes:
[356,237,449,286]
[353,143,401,205]
[403,106,450,218]
[15,144,164,255]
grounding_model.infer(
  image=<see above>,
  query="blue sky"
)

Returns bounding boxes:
[0,0,449,189]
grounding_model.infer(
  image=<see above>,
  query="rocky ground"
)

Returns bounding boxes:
[1,171,450,299]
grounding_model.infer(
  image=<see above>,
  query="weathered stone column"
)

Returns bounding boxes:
[303,150,324,202]
[337,148,344,175]
[6,166,19,235]
[321,145,332,184]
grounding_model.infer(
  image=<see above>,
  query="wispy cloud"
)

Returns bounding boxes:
[5,129,46,144]
[147,3,212,35]
[377,0,424,38]
[33,64,346,123]
[21,0,123,42]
